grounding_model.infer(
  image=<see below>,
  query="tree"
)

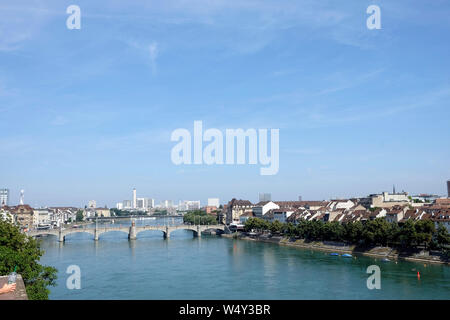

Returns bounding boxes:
[270,220,283,234]
[76,210,84,222]
[363,218,391,246]
[295,220,307,238]
[436,223,450,247]
[343,221,364,244]
[387,222,400,247]
[398,220,417,248]
[244,218,257,232]
[283,223,296,237]
[414,220,435,249]
[183,210,217,225]
[0,218,57,300]
[322,222,344,242]
[304,220,324,241]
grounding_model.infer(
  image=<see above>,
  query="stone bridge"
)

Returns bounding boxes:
[26,222,226,242]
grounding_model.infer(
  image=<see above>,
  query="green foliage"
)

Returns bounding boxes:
[387,222,401,247]
[152,210,168,216]
[398,219,417,247]
[283,223,296,237]
[0,219,57,300]
[76,210,84,222]
[242,217,447,252]
[343,221,364,244]
[362,218,391,246]
[415,220,435,248]
[436,223,450,247]
[183,210,217,225]
[244,217,270,232]
[322,222,345,242]
[269,220,283,233]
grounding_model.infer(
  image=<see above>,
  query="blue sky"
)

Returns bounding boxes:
[1,0,449,207]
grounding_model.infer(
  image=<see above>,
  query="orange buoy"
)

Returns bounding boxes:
[417,271,420,279]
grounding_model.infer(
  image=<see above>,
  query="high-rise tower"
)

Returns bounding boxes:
[447,180,450,198]
[0,189,9,206]
[19,189,24,205]
[132,188,137,209]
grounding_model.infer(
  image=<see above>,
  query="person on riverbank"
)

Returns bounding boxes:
[0,283,16,294]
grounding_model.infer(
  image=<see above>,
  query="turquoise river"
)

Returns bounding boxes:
[38,217,450,299]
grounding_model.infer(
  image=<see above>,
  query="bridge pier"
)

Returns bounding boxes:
[194,226,202,238]
[58,230,65,242]
[164,226,170,239]
[128,223,137,240]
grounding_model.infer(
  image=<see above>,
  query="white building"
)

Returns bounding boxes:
[33,208,51,226]
[207,198,220,208]
[132,188,137,209]
[88,200,96,208]
[0,189,9,206]
[179,200,201,211]
[0,208,12,221]
[361,191,411,209]
[137,198,155,210]
[161,200,174,209]
[327,200,355,211]
[116,202,123,210]
[252,201,280,218]
[123,200,132,209]
[49,207,78,226]
[273,208,296,223]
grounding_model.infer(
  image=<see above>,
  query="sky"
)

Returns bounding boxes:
[1,0,449,207]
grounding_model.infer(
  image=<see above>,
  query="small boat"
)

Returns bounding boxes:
[381,258,390,262]
[342,254,352,258]
[330,253,339,256]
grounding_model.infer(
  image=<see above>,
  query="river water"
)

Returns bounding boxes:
[38,217,450,299]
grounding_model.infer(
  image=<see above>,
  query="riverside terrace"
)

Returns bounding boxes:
[26,220,226,242]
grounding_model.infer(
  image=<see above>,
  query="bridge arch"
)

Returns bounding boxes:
[96,229,130,241]
[168,226,199,238]
[200,227,225,235]
[63,230,95,238]
[29,231,59,239]
[97,229,129,237]
[135,229,168,239]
